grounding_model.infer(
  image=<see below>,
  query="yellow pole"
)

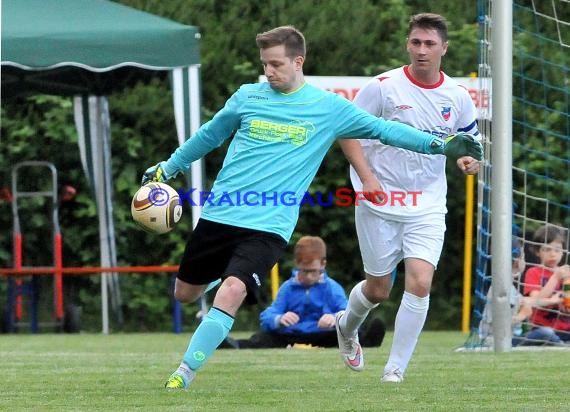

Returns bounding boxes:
[270,263,279,301]
[462,174,475,333]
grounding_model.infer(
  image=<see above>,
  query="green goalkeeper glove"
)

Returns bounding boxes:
[431,133,483,161]
[141,161,179,185]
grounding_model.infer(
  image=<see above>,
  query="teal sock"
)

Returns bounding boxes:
[182,307,234,371]
[204,278,221,294]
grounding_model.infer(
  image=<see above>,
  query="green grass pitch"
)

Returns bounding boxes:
[0,331,566,411]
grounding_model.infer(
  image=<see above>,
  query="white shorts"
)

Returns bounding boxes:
[355,206,446,276]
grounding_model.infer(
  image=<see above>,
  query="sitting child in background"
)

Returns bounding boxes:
[479,237,536,347]
[523,224,570,343]
[221,235,385,349]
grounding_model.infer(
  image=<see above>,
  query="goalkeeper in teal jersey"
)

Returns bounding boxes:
[141,25,482,390]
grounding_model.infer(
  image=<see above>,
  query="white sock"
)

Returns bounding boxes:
[341,280,378,336]
[176,362,195,384]
[384,291,429,375]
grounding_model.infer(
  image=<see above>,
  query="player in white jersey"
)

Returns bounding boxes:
[336,13,481,383]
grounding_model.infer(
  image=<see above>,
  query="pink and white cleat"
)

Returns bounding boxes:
[335,311,364,371]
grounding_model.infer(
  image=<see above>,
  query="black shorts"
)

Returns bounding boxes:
[177,219,287,304]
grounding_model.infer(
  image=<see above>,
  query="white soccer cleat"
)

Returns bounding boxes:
[381,368,404,383]
[335,311,364,371]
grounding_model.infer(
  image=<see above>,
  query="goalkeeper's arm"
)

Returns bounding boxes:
[364,113,483,160]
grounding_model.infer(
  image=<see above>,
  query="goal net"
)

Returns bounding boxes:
[465,0,570,349]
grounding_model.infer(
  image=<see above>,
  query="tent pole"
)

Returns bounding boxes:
[172,66,205,327]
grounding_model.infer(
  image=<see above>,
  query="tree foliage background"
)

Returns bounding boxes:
[3,0,562,332]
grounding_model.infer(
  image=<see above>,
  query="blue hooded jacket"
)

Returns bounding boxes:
[259,270,347,334]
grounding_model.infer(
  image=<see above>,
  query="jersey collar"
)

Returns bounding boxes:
[404,65,444,89]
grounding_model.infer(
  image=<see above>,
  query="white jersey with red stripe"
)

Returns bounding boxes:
[350,65,479,219]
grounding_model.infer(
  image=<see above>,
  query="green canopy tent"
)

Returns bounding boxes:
[1,0,204,333]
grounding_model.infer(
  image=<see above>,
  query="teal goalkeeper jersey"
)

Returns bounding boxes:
[164,82,440,241]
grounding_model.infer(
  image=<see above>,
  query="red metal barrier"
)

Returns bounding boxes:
[0,265,179,275]
[54,233,63,320]
[14,232,23,320]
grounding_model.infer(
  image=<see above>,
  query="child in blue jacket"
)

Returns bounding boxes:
[222,236,385,349]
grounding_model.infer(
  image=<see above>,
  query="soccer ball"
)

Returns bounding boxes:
[131,182,182,234]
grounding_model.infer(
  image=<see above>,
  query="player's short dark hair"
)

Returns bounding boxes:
[294,236,326,261]
[256,25,306,58]
[408,13,449,42]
